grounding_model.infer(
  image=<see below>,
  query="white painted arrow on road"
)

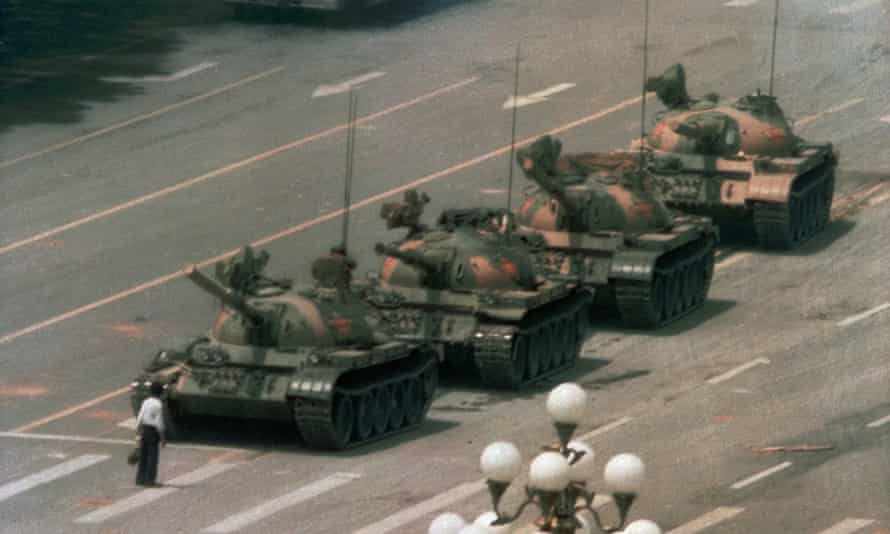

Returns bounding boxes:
[312,71,386,98]
[503,82,576,109]
[102,62,218,84]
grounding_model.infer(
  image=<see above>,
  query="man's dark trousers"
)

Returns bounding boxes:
[136,426,160,486]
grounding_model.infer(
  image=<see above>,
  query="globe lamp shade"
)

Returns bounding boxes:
[623,519,663,534]
[480,442,522,483]
[473,511,512,534]
[546,383,588,425]
[603,454,645,494]
[429,513,467,534]
[528,452,571,492]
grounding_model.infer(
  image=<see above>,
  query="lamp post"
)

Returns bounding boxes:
[429,383,662,534]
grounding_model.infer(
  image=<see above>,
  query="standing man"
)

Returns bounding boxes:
[135,382,166,486]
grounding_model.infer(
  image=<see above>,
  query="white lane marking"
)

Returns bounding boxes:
[117,417,138,430]
[815,518,876,534]
[352,480,487,534]
[480,189,507,194]
[0,91,641,351]
[75,463,236,524]
[312,71,387,98]
[724,0,759,6]
[866,414,890,428]
[715,252,752,271]
[0,454,109,503]
[504,83,576,109]
[881,115,890,123]
[796,98,866,128]
[730,461,791,490]
[666,507,745,534]
[203,472,361,533]
[102,62,219,83]
[837,302,890,327]
[0,431,243,452]
[0,66,284,171]
[829,0,883,15]
[574,416,634,443]
[707,358,771,385]
[0,76,477,261]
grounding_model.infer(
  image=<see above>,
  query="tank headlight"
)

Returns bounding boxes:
[130,381,140,389]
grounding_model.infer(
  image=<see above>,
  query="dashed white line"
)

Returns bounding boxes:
[75,463,236,523]
[203,472,361,533]
[829,0,883,15]
[504,83,576,109]
[574,416,634,443]
[0,431,243,452]
[0,66,285,170]
[724,0,759,6]
[117,417,138,430]
[352,480,487,534]
[707,358,771,385]
[796,98,866,128]
[667,507,745,534]
[815,518,876,534]
[0,454,109,503]
[866,414,890,428]
[837,302,890,327]
[730,461,791,490]
[881,115,890,124]
[102,62,219,83]
[312,71,387,98]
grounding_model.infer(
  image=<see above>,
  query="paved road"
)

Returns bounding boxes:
[0,0,888,532]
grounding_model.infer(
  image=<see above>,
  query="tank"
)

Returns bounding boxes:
[130,246,438,450]
[513,135,718,329]
[370,192,593,389]
[643,63,838,249]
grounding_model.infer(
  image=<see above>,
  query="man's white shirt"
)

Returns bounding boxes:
[136,397,165,434]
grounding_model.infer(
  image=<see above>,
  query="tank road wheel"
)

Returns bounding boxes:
[526,330,543,380]
[330,394,354,449]
[507,334,529,389]
[388,382,406,431]
[403,379,424,426]
[683,265,697,309]
[551,322,566,369]
[354,393,375,441]
[539,324,555,373]
[371,388,391,436]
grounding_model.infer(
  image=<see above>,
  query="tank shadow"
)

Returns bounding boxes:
[164,414,457,456]
[230,0,489,29]
[589,298,737,338]
[0,0,230,133]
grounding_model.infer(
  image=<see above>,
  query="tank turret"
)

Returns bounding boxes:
[643,63,837,249]
[515,135,674,234]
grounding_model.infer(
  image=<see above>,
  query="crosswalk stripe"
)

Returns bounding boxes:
[815,518,876,534]
[203,472,360,533]
[0,454,109,503]
[667,507,745,534]
[74,463,236,524]
[353,480,487,534]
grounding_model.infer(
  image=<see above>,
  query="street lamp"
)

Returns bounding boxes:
[429,383,661,534]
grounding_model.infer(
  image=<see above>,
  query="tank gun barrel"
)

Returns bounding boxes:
[183,264,265,324]
[373,243,439,273]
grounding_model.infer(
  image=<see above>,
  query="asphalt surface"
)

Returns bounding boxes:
[1,0,889,532]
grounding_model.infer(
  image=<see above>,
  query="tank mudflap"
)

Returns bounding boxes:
[613,234,717,328]
[291,350,438,450]
[752,165,835,249]
[473,291,591,389]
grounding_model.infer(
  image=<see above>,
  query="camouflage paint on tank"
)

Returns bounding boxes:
[643,63,838,249]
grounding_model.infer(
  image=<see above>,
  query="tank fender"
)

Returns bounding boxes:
[287,366,343,401]
[610,250,658,282]
[746,170,795,204]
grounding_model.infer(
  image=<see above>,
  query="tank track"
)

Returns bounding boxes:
[614,234,717,329]
[291,351,437,450]
[753,165,835,249]
[473,292,591,389]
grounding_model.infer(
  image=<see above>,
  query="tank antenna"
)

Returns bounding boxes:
[505,43,521,217]
[638,0,650,173]
[341,90,357,257]
[768,0,780,96]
